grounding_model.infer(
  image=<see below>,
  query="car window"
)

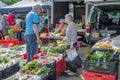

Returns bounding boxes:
[90,9,97,23]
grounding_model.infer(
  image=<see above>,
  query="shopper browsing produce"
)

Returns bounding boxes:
[7,9,15,26]
[63,14,79,75]
[24,4,42,63]
[1,14,9,37]
[64,14,77,50]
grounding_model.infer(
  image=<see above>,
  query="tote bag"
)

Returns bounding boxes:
[65,48,78,61]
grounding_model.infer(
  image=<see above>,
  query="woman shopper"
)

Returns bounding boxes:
[63,14,82,75]
[1,14,9,37]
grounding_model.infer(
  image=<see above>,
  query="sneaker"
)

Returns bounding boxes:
[64,70,71,73]
[67,71,77,76]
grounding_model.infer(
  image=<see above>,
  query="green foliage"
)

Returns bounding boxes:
[76,0,81,3]
[1,0,19,5]
[84,45,92,56]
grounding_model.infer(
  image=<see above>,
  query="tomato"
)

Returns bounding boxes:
[32,55,38,59]
[23,53,27,59]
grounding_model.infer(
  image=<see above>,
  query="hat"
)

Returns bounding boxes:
[59,19,65,23]
[8,9,14,13]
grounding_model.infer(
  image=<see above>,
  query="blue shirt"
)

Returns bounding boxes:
[24,10,41,35]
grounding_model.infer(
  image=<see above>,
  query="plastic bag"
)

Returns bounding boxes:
[66,55,82,72]
[65,48,78,61]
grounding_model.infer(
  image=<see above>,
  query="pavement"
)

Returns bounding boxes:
[57,47,120,80]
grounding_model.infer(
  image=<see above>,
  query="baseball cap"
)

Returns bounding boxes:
[8,9,14,13]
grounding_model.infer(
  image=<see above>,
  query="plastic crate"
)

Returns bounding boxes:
[2,63,20,79]
[46,62,56,80]
[56,57,66,77]
[13,62,20,73]
[84,59,118,74]
[83,71,117,80]
[0,39,20,47]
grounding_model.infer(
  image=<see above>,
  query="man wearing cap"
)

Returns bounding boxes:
[24,5,42,63]
[7,9,15,26]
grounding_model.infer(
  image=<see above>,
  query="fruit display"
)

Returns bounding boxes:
[93,39,112,49]
[21,60,50,75]
[40,33,51,38]
[47,52,59,57]
[40,32,63,38]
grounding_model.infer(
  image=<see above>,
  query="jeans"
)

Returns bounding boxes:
[24,34,38,62]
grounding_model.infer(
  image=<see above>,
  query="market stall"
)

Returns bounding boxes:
[0,38,67,80]
[82,37,120,80]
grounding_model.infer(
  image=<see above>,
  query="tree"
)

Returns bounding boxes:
[1,0,20,5]
[76,0,81,3]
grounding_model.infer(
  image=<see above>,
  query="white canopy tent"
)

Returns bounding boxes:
[5,0,47,8]
[0,1,8,8]
[0,0,50,13]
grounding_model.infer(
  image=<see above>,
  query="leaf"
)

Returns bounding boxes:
[2,0,19,5]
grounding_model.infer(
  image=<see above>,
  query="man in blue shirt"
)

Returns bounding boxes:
[24,4,42,63]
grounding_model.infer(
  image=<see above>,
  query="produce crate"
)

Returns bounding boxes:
[46,62,56,80]
[2,62,20,79]
[83,71,117,80]
[84,59,118,74]
[0,39,20,47]
[56,57,66,77]
[13,62,20,73]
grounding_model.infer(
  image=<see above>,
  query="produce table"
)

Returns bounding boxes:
[0,38,67,80]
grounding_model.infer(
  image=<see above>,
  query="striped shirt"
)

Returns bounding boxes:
[65,22,77,45]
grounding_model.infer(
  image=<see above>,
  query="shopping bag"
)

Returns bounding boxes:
[65,48,78,61]
[66,55,82,72]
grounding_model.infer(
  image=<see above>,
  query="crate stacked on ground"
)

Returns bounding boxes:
[83,70,117,80]
[0,56,20,80]
[0,39,20,48]
[0,45,21,80]
[83,50,119,80]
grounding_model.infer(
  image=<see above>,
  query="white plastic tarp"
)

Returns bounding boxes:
[0,0,50,13]
[4,0,47,9]
[0,1,8,8]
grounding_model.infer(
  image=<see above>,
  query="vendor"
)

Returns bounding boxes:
[54,19,67,35]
